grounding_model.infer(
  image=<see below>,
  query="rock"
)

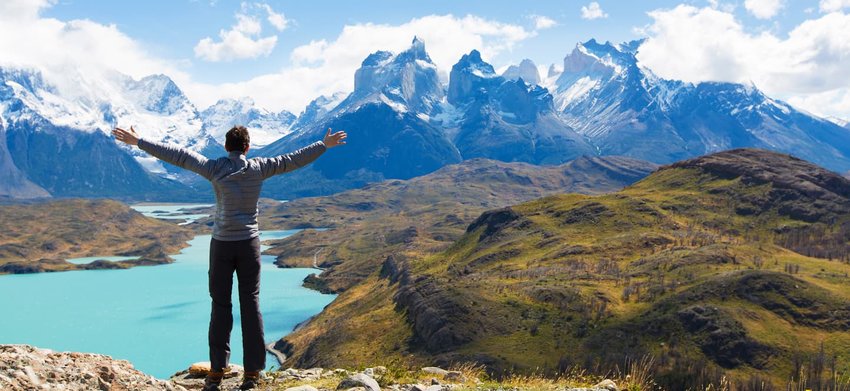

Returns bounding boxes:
[594,379,619,391]
[364,366,387,377]
[285,385,319,391]
[302,367,324,380]
[188,361,211,376]
[0,344,184,391]
[425,385,442,391]
[421,367,448,376]
[430,378,441,385]
[443,371,465,383]
[564,378,619,391]
[407,384,429,391]
[337,373,381,391]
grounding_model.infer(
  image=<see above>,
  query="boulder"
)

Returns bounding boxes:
[594,379,618,391]
[337,373,381,391]
[364,366,387,377]
[186,361,240,377]
[421,367,448,376]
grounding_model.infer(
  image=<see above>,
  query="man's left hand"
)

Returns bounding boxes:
[323,128,347,148]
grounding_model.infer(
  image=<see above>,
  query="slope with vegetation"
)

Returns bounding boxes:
[0,199,193,273]
[273,149,850,390]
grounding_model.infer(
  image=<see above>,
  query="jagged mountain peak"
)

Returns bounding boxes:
[502,59,540,86]
[395,36,432,64]
[453,50,496,77]
[122,73,195,117]
[199,96,295,148]
[344,37,443,115]
[563,39,639,76]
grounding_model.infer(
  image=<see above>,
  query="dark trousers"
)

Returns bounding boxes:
[209,237,265,372]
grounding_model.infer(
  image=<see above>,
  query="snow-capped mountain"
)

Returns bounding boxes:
[200,97,296,148]
[501,59,540,86]
[551,39,850,170]
[257,38,462,198]
[290,92,347,131]
[330,36,445,117]
[0,67,210,199]
[446,50,594,164]
[3,35,850,200]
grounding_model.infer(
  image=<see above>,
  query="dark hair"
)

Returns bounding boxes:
[225,125,250,152]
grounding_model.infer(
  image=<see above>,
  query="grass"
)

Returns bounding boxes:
[0,199,193,273]
[264,359,657,391]
[265,150,850,390]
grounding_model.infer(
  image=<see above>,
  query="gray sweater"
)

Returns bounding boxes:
[138,138,327,241]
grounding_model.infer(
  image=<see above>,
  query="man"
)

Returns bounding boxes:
[112,125,346,390]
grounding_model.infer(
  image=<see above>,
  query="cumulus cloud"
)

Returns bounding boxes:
[636,5,850,119]
[744,0,784,19]
[581,2,608,20]
[193,2,284,62]
[530,15,557,30]
[820,0,850,12]
[0,0,186,83]
[199,14,536,112]
[0,2,536,114]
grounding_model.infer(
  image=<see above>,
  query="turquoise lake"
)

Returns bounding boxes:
[0,204,335,379]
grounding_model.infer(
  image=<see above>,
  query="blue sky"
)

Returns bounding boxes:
[2,0,849,120]
[43,0,825,84]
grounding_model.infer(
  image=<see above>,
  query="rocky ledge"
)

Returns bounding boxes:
[0,344,181,390]
[0,345,620,391]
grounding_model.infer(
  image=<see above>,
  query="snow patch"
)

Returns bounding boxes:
[556,76,600,111]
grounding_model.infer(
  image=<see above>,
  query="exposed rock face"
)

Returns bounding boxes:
[465,207,522,238]
[0,344,182,390]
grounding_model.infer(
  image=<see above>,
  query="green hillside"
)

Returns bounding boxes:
[275,149,850,390]
[0,199,193,273]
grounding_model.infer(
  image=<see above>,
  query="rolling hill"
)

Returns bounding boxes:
[272,149,850,390]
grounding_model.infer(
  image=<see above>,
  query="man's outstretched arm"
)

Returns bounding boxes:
[113,126,216,180]
[258,128,347,180]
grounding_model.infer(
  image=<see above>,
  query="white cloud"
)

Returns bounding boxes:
[744,0,784,19]
[259,3,289,31]
[0,0,54,21]
[0,3,535,114]
[530,15,557,30]
[0,0,186,84]
[820,0,850,12]
[197,14,535,112]
[636,5,850,119]
[707,0,737,13]
[581,2,608,20]
[193,5,278,62]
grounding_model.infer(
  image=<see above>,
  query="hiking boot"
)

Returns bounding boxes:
[202,370,225,391]
[240,370,262,390]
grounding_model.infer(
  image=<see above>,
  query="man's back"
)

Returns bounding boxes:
[136,139,327,241]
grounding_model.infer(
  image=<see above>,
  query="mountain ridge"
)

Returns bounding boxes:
[3,37,850,200]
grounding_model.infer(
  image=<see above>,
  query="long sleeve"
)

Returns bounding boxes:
[137,138,216,180]
[256,141,327,180]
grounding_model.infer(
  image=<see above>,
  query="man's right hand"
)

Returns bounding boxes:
[113,126,140,146]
